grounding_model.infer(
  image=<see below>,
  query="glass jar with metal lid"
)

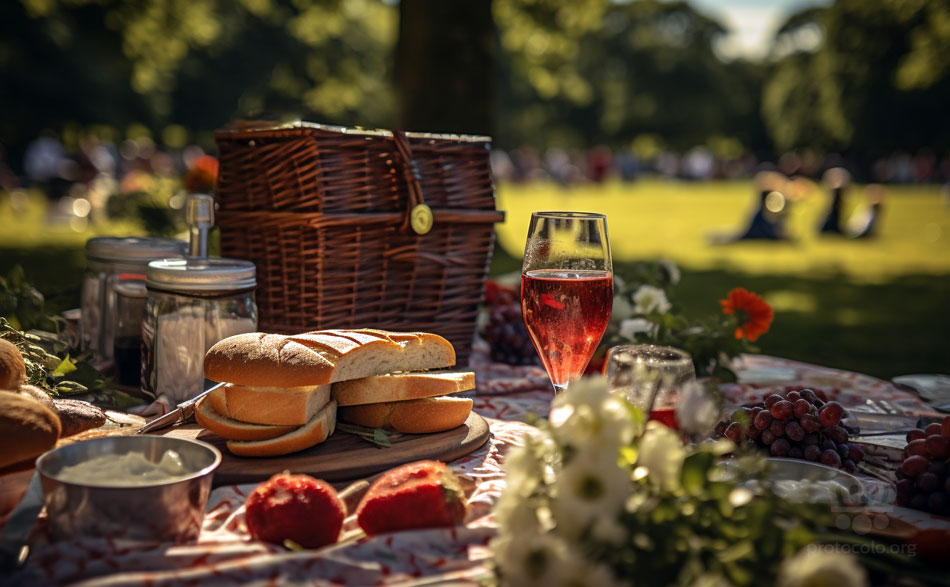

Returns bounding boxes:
[81,237,187,364]
[142,257,257,404]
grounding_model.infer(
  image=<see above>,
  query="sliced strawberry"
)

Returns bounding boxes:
[244,473,345,549]
[356,460,466,535]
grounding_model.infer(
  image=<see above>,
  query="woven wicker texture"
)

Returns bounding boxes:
[214,123,504,364]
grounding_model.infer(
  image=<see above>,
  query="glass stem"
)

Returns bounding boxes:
[552,382,568,395]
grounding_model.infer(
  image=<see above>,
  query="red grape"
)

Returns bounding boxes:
[803,432,820,445]
[724,422,743,443]
[760,429,776,445]
[900,455,930,477]
[818,402,844,427]
[917,472,940,493]
[769,419,787,437]
[745,425,761,440]
[842,459,857,474]
[925,423,942,437]
[821,438,837,452]
[793,399,812,419]
[786,390,801,402]
[942,416,950,437]
[910,494,927,510]
[848,444,864,463]
[785,421,805,442]
[896,479,914,505]
[927,492,946,514]
[820,450,842,468]
[906,429,926,443]
[825,425,849,444]
[924,435,949,459]
[770,400,794,420]
[800,415,821,433]
[764,394,785,409]
[803,445,821,461]
[770,438,791,457]
[814,389,829,402]
[800,389,820,405]
[906,439,928,458]
[836,442,850,460]
[714,421,727,437]
[753,411,773,430]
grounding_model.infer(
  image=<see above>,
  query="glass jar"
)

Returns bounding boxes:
[81,237,187,364]
[143,258,257,403]
[113,280,148,388]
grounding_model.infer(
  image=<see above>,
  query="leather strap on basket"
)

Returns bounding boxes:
[393,130,433,235]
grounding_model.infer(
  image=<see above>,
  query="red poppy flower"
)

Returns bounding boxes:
[720,288,773,342]
[184,155,219,194]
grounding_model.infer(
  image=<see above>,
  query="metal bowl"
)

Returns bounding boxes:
[35,436,221,544]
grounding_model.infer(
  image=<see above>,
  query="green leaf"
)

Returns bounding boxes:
[681,452,713,494]
[52,354,78,376]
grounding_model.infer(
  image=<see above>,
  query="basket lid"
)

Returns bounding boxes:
[86,237,188,271]
[146,257,256,293]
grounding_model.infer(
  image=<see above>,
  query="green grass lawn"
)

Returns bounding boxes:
[2,181,949,379]
[493,179,950,379]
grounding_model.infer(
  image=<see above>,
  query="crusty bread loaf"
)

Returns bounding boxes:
[227,401,337,457]
[332,372,475,407]
[223,384,331,426]
[17,383,55,412]
[0,390,61,469]
[203,330,455,388]
[53,398,106,437]
[339,396,472,434]
[195,396,296,441]
[0,339,26,390]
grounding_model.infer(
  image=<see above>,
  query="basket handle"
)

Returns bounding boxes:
[392,130,433,235]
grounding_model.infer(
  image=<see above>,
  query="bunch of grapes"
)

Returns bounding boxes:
[713,388,863,472]
[481,283,540,366]
[895,416,950,516]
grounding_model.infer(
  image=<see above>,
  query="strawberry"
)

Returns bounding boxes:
[356,460,466,535]
[244,473,345,548]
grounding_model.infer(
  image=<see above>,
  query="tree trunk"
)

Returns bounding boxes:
[395,0,495,136]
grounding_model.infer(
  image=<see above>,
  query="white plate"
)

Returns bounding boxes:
[722,457,867,506]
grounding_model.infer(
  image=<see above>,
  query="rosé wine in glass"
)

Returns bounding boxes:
[520,212,612,394]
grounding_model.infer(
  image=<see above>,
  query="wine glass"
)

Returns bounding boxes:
[604,344,696,429]
[521,211,612,394]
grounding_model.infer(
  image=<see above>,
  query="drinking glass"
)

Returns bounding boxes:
[521,211,612,394]
[604,344,696,429]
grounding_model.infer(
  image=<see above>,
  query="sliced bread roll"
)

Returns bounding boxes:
[227,401,337,457]
[223,384,331,426]
[333,372,475,407]
[195,396,297,441]
[204,330,456,388]
[209,386,229,417]
[339,396,472,434]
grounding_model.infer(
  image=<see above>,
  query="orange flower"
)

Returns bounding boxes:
[720,288,773,342]
[184,155,219,194]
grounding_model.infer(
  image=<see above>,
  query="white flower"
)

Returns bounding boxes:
[776,546,868,587]
[610,294,633,325]
[636,421,685,490]
[660,259,680,285]
[675,380,721,436]
[632,285,671,315]
[553,375,611,413]
[550,445,630,538]
[619,318,656,340]
[494,531,625,587]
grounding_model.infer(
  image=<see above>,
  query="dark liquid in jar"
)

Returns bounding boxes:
[114,335,143,387]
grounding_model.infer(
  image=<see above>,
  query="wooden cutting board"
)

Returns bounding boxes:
[160,412,491,486]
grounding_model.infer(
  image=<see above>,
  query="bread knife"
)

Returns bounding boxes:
[136,382,226,434]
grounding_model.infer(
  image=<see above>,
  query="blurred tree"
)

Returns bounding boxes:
[396,0,494,135]
[763,0,950,155]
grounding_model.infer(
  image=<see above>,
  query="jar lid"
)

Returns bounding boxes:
[146,257,257,293]
[86,237,187,269]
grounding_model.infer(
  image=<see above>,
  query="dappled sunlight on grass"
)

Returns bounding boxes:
[496,179,950,280]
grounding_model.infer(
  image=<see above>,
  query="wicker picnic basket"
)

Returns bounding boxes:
[213,122,505,365]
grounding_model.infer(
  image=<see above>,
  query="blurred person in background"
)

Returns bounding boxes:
[818,167,850,236]
[848,184,885,239]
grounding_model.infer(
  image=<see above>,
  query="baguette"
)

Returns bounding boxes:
[339,396,472,434]
[223,384,331,426]
[195,396,297,441]
[227,401,337,457]
[204,330,455,388]
[333,372,475,407]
